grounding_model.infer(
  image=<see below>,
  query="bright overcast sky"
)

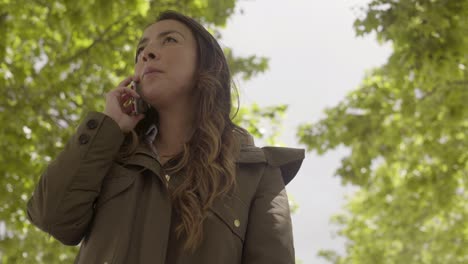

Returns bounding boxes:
[220,0,392,263]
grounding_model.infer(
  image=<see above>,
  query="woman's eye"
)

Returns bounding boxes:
[135,47,144,62]
[135,47,143,63]
[136,47,144,56]
[163,36,177,44]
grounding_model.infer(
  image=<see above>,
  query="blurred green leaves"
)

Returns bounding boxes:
[233,103,288,146]
[298,0,468,263]
[0,0,286,262]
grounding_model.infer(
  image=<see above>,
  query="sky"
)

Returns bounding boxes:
[220,0,392,263]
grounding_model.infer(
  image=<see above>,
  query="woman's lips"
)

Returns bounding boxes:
[142,65,164,78]
[146,71,160,75]
[142,70,163,79]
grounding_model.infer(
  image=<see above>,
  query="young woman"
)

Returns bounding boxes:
[27,10,305,264]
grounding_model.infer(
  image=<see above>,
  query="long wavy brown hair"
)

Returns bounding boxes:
[116,10,244,252]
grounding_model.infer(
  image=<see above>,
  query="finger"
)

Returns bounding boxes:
[118,76,134,87]
[112,84,140,97]
[121,86,140,98]
[105,76,133,97]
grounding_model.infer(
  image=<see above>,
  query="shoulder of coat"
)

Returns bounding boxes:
[234,128,305,185]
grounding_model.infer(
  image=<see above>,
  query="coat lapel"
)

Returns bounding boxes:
[117,144,162,178]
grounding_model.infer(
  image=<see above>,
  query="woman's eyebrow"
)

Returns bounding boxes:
[158,30,185,40]
[137,30,185,47]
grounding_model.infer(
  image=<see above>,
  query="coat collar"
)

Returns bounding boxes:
[118,126,304,186]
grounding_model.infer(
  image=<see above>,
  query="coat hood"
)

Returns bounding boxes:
[234,129,305,186]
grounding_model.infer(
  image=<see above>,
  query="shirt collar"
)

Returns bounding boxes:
[144,123,158,144]
[143,124,160,161]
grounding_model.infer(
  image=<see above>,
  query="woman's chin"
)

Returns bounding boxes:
[144,95,166,110]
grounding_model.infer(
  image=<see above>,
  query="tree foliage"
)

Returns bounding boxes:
[298,0,468,263]
[0,0,282,262]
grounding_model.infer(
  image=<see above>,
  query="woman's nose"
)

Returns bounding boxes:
[142,49,159,61]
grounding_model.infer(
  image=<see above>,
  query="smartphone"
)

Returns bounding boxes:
[120,81,150,115]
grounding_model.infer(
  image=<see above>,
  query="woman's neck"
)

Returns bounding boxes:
[153,104,195,161]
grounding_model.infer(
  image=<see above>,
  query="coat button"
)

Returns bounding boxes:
[234,219,240,227]
[78,134,90,144]
[86,119,98,129]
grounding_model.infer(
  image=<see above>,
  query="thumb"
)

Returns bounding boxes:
[136,113,145,122]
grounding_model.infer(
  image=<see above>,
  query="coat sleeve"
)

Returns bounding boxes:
[26,111,125,246]
[241,146,305,264]
[241,164,296,264]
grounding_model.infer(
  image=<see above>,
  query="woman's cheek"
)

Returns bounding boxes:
[134,63,144,79]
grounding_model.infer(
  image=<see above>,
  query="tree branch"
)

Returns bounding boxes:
[59,12,132,65]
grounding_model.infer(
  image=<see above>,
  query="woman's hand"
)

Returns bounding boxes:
[103,76,145,133]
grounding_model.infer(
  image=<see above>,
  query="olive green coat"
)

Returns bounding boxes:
[27,111,305,264]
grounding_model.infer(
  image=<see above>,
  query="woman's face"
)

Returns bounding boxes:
[134,19,198,109]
